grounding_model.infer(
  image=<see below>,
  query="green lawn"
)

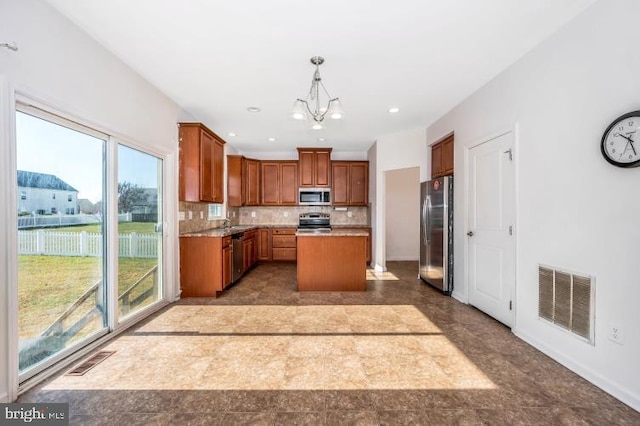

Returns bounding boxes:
[18,255,158,338]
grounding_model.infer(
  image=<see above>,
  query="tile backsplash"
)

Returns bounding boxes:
[179,202,369,233]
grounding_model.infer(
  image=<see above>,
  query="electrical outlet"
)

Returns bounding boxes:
[347,211,353,218]
[283,211,288,217]
[608,323,624,345]
[251,211,256,218]
[200,211,204,219]
[179,211,185,221]
[232,211,236,217]
[188,210,193,220]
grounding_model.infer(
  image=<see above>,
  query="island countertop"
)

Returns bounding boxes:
[295,229,369,237]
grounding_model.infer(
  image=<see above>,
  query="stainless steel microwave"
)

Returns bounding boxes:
[298,188,331,206]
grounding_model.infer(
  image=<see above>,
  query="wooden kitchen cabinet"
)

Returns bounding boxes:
[261,161,298,205]
[338,227,372,264]
[179,122,225,203]
[257,228,272,261]
[180,235,230,296]
[243,229,257,271]
[431,135,454,178]
[227,156,261,207]
[271,228,297,261]
[297,148,332,187]
[331,161,369,206]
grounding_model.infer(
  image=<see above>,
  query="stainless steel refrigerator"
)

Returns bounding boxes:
[419,176,453,294]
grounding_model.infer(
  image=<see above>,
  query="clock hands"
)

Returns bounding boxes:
[615,132,638,156]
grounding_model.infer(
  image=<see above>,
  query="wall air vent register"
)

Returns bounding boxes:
[538,265,595,344]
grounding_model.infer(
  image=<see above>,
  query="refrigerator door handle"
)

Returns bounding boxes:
[424,195,432,244]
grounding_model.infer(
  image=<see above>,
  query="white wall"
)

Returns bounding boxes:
[370,127,428,270]
[427,0,640,410]
[385,167,420,261]
[0,0,181,402]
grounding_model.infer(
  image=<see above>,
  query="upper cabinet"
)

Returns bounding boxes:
[332,161,369,206]
[297,148,332,187]
[179,122,225,203]
[431,135,454,178]
[227,156,261,207]
[261,161,298,205]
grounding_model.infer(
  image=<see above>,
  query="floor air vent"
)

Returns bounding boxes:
[66,350,115,376]
[538,265,594,344]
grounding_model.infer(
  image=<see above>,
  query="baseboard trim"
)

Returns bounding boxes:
[386,257,419,261]
[513,327,640,412]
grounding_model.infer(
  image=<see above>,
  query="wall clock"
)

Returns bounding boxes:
[601,111,640,168]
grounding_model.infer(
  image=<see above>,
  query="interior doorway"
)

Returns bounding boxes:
[384,167,420,261]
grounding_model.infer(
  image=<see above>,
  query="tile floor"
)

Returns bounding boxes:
[18,262,640,425]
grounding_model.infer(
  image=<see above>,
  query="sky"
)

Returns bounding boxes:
[16,111,161,203]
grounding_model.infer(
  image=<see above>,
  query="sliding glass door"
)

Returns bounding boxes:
[117,145,163,320]
[16,110,108,377]
[15,104,166,381]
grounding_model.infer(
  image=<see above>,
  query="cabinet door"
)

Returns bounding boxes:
[349,162,368,206]
[246,159,261,205]
[331,162,349,205]
[442,136,454,175]
[261,162,280,205]
[227,155,243,207]
[200,130,215,202]
[431,142,443,178]
[316,151,331,187]
[222,245,232,288]
[298,151,315,187]
[280,162,298,205]
[212,138,224,203]
[257,228,272,261]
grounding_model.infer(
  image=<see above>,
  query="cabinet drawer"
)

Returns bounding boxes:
[272,235,296,248]
[222,236,232,248]
[244,230,257,239]
[272,228,296,235]
[272,248,297,261]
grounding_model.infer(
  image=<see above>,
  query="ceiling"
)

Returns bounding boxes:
[46,0,597,154]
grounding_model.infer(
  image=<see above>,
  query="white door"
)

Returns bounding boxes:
[467,131,515,326]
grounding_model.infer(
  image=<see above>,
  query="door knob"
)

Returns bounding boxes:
[466,231,474,237]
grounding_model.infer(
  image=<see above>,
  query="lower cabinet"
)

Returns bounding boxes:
[257,228,272,261]
[338,227,372,264]
[180,235,231,297]
[271,228,297,261]
[243,230,257,271]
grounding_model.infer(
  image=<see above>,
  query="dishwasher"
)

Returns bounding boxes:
[231,233,244,283]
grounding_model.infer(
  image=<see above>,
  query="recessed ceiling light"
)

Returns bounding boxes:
[228,132,237,137]
[388,107,400,114]
[312,123,323,130]
[247,106,261,113]
[268,137,276,142]
[317,137,326,142]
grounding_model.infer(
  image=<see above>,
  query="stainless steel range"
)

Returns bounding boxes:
[298,212,331,233]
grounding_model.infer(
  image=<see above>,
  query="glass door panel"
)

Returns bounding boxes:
[16,110,108,377]
[117,145,162,320]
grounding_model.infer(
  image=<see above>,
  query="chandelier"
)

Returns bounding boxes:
[291,56,344,129]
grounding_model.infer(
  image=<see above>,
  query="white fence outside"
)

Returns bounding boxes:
[18,230,159,258]
[18,213,132,230]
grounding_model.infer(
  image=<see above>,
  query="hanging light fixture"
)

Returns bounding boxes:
[291,56,344,125]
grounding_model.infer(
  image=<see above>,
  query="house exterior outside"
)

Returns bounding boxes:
[17,170,79,215]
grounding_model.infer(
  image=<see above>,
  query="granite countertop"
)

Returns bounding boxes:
[295,229,369,237]
[180,224,369,237]
[180,225,259,237]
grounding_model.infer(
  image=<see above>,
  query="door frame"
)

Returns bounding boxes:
[462,124,519,327]
[4,85,175,400]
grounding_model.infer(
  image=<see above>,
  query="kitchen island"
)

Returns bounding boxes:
[296,229,368,291]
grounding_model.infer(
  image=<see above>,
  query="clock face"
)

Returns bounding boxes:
[601,111,640,168]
